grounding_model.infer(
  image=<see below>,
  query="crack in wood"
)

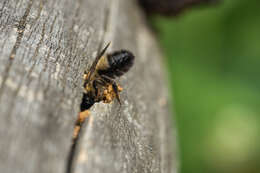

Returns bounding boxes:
[66,111,90,173]
[10,0,33,60]
[0,0,33,99]
[65,1,115,172]
[26,18,47,78]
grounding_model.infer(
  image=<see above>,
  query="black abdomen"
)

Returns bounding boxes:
[98,50,134,78]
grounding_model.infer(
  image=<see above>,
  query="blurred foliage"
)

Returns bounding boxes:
[151,0,260,173]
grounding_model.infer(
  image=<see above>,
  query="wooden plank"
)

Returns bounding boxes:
[72,0,177,173]
[0,0,109,172]
[0,0,177,172]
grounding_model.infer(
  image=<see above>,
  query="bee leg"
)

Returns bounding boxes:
[100,75,121,105]
[95,79,106,85]
[94,79,110,102]
[93,80,99,97]
[112,83,121,105]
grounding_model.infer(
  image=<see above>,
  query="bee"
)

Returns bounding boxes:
[80,43,135,111]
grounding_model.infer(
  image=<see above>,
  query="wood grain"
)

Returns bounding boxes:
[0,0,177,173]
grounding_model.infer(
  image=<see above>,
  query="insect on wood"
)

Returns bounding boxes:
[80,43,135,111]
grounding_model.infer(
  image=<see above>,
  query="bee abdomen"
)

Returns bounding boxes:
[98,50,134,78]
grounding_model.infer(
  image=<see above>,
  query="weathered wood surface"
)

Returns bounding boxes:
[0,0,177,173]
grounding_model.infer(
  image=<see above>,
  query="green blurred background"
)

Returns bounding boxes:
[151,0,260,173]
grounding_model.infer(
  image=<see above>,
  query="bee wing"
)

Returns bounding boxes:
[86,42,110,83]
